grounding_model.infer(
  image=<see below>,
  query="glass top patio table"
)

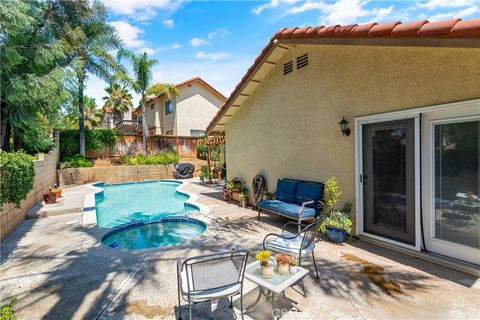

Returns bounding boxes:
[244,261,309,295]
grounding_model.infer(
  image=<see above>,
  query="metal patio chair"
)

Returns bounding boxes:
[176,250,249,320]
[263,217,322,280]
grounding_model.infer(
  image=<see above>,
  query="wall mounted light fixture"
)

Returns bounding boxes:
[338,116,351,136]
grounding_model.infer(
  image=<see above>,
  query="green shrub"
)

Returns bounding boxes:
[0,297,17,320]
[122,151,179,165]
[0,151,35,208]
[60,154,93,169]
[323,176,342,215]
[196,143,220,161]
[59,129,119,160]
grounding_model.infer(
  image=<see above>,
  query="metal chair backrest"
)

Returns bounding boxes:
[299,217,323,250]
[181,250,249,295]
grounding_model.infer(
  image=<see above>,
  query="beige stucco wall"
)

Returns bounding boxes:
[144,82,223,136]
[176,84,223,136]
[225,44,480,229]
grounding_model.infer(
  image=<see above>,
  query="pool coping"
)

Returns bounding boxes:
[81,179,211,228]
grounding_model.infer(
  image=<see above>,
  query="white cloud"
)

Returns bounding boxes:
[190,37,210,47]
[318,0,371,25]
[109,21,145,48]
[195,51,229,61]
[427,5,478,21]
[136,47,158,55]
[417,0,478,10]
[101,0,183,21]
[163,19,174,28]
[207,28,229,40]
[253,0,299,15]
[171,43,182,49]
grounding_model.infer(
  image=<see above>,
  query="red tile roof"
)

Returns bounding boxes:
[206,17,480,134]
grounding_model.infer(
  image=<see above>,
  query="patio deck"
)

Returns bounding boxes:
[0,180,479,319]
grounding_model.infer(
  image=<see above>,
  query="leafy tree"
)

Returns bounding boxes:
[0,0,74,153]
[64,96,103,129]
[117,49,179,155]
[66,1,124,155]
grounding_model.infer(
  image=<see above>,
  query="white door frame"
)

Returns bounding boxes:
[355,113,421,251]
[355,98,480,255]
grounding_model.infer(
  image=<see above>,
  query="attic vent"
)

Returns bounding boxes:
[283,60,293,75]
[296,54,308,69]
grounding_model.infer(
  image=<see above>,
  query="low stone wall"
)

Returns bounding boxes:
[59,164,177,185]
[1,146,59,241]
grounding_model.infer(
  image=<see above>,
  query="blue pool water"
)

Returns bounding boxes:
[95,180,198,228]
[102,218,206,250]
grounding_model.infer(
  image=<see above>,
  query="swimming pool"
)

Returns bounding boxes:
[95,180,198,228]
[102,217,206,250]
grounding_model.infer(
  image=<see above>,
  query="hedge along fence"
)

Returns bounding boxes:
[0,151,35,208]
[59,129,119,160]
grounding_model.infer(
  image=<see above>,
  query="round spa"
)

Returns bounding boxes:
[102,217,206,250]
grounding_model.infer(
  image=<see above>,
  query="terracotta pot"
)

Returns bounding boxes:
[260,264,274,278]
[277,263,290,275]
[43,193,56,204]
[51,189,62,198]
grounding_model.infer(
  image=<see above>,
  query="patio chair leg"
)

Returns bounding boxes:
[257,208,261,221]
[240,293,244,320]
[229,296,233,309]
[188,301,192,320]
[312,250,319,279]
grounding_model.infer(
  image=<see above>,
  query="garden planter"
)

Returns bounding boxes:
[260,264,274,278]
[240,198,248,208]
[325,227,348,243]
[277,263,289,275]
[51,189,62,198]
[43,193,56,204]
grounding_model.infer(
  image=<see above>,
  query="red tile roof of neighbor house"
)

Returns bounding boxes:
[206,18,480,134]
[133,77,227,114]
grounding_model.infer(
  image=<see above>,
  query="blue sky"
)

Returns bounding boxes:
[86,0,480,105]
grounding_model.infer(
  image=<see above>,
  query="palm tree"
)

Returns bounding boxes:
[103,83,133,125]
[83,97,103,129]
[117,49,179,155]
[71,1,124,155]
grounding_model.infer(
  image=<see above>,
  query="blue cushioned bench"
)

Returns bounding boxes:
[257,178,324,230]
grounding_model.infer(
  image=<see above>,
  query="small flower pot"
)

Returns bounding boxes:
[277,263,290,275]
[290,265,298,274]
[43,193,56,204]
[51,189,62,198]
[260,264,274,278]
[326,226,348,243]
[240,198,248,208]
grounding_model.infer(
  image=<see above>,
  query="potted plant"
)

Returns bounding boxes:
[263,190,275,200]
[319,177,352,244]
[256,250,274,278]
[43,192,56,204]
[289,256,298,274]
[320,211,352,243]
[200,165,208,182]
[239,191,248,208]
[227,178,243,201]
[212,166,220,180]
[276,253,290,275]
[50,184,62,198]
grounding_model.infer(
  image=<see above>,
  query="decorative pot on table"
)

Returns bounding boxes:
[326,226,348,243]
[277,263,289,275]
[51,189,62,198]
[260,264,274,278]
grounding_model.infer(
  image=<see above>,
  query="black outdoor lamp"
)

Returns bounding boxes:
[338,116,351,136]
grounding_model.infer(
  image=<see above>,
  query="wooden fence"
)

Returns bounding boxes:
[86,135,200,159]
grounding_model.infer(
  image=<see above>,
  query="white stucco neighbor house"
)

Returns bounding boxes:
[103,77,226,136]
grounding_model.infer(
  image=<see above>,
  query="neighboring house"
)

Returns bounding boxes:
[130,77,226,137]
[206,18,480,266]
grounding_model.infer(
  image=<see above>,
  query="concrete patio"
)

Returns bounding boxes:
[1,181,479,320]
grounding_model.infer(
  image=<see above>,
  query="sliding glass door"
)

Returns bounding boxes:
[423,113,480,265]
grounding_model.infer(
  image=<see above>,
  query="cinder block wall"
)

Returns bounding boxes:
[1,137,59,241]
[59,164,177,185]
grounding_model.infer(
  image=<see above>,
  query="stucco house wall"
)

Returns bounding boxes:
[225,44,480,227]
[176,83,224,136]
